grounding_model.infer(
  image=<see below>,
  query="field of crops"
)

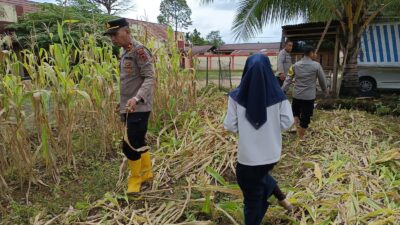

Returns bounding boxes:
[0,26,399,225]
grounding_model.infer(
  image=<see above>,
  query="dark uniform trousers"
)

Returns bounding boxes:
[236,162,286,225]
[292,98,315,129]
[121,112,151,160]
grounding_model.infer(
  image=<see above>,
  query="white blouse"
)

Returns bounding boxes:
[224,97,294,166]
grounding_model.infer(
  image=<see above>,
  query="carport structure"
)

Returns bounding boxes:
[281,21,342,95]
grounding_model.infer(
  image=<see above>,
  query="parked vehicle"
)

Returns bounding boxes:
[358,22,400,95]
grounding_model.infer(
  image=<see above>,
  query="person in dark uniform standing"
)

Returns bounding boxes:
[104,18,155,194]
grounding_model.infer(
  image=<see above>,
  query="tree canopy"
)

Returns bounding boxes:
[206,30,225,47]
[157,0,192,37]
[186,29,207,45]
[186,29,225,47]
[89,0,135,15]
[7,1,114,50]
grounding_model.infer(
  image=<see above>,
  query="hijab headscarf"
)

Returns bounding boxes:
[229,54,287,129]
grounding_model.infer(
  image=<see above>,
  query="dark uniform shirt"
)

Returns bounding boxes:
[119,39,155,113]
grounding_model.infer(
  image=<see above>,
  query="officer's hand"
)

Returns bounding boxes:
[279,73,285,81]
[115,103,120,114]
[126,98,137,113]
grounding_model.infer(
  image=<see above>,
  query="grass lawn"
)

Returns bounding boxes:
[195,70,243,80]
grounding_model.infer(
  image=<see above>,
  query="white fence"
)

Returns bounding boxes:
[194,54,278,72]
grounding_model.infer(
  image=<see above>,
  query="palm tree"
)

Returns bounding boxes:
[201,0,400,95]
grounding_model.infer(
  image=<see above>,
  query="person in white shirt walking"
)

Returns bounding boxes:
[224,54,295,225]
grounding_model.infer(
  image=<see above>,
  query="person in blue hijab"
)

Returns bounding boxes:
[224,54,295,225]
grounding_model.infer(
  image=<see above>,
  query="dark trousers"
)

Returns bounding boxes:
[292,98,315,129]
[236,163,285,225]
[121,112,150,160]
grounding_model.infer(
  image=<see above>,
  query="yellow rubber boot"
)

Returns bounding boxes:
[127,159,142,194]
[141,151,153,182]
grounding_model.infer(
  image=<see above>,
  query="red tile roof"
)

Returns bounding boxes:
[125,18,169,41]
[0,0,39,33]
[191,45,215,55]
[0,0,38,15]
[231,49,277,55]
[218,42,280,52]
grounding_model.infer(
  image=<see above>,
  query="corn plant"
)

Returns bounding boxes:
[152,27,196,128]
[0,75,34,185]
[0,21,118,190]
[30,89,59,183]
[75,33,120,155]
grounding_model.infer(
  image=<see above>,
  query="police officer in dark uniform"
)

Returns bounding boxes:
[104,18,155,194]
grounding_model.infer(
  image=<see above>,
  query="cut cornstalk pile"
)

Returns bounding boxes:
[10,93,397,225]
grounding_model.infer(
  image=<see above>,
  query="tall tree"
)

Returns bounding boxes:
[201,0,400,96]
[206,30,225,47]
[89,0,134,15]
[188,29,208,45]
[157,0,192,40]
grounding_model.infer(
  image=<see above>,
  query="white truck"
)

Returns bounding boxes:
[358,22,400,94]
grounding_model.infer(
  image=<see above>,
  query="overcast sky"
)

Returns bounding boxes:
[34,0,301,44]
